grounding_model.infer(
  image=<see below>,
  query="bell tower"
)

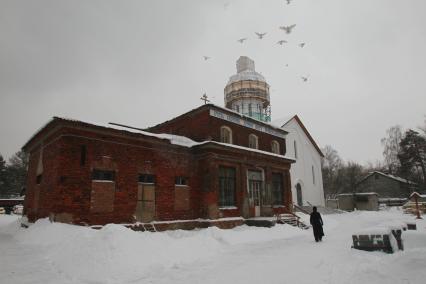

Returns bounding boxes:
[224,56,271,122]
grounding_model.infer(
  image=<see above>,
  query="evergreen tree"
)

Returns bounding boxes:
[398,129,426,189]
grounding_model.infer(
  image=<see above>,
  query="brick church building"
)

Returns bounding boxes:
[22,57,296,229]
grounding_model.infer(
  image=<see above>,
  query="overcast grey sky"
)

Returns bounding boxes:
[1,0,425,164]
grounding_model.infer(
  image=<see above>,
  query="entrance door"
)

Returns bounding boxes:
[249,180,262,216]
[248,170,263,217]
[135,184,155,222]
[296,183,303,206]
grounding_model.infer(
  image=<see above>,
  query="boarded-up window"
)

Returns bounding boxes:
[90,181,115,213]
[135,184,155,222]
[175,186,190,210]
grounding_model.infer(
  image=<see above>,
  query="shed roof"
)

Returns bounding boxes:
[357,171,417,185]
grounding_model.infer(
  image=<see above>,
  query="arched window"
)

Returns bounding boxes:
[248,134,258,149]
[248,104,253,116]
[271,140,280,154]
[220,126,232,144]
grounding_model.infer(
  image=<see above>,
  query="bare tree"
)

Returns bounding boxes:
[381,125,403,174]
[321,145,343,198]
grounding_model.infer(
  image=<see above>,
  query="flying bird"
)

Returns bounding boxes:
[301,76,309,82]
[285,0,292,4]
[277,40,288,45]
[203,56,211,61]
[255,32,267,39]
[285,64,289,67]
[299,43,306,48]
[237,38,247,43]
[279,24,296,34]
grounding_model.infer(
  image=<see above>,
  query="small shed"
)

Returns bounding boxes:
[337,193,379,211]
[356,171,417,199]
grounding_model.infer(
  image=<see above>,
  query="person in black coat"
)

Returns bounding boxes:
[310,206,324,242]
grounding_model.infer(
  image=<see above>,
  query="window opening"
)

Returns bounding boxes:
[175,176,188,186]
[92,170,115,181]
[219,167,236,207]
[138,174,155,184]
[249,134,258,149]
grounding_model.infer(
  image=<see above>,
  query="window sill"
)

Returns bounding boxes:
[219,206,238,210]
[92,180,115,183]
[175,185,189,187]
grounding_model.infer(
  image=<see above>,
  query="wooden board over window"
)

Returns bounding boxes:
[90,181,115,213]
[175,186,190,211]
[135,184,155,222]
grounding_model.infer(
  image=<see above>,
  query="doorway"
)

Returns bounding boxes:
[248,170,263,217]
[135,183,155,222]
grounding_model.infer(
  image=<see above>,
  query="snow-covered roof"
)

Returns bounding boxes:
[227,56,266,84]
[353,226,392,235]
[409,192,426,199]
[358,171,417,185]
[23,117,294,162]
[110,123,293,161]
[227,70,266,84]
[0,198,25,201]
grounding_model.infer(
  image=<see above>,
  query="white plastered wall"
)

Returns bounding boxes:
[282,118,325,206]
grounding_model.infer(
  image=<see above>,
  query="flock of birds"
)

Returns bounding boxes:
[238,25,305,50]
[203,0,310,84]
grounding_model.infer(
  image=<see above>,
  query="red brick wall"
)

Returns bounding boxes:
[24,119,293,227]
[25,125,200,225]
[150,107,287,155]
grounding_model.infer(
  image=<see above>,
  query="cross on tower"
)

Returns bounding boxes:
[200,93,210,105]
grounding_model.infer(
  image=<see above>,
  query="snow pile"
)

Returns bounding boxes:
[14,219,223,282]
[1,209,426,284]
[8,219,308,283]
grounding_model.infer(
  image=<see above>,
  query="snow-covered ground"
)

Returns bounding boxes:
[1,209,426,284]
